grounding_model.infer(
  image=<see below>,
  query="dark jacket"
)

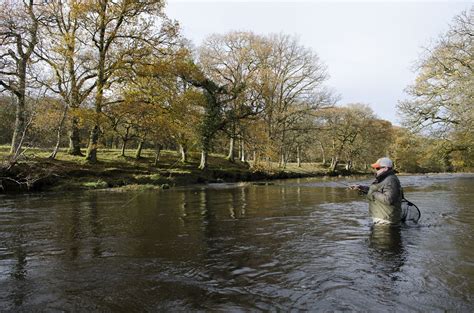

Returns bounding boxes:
[366,170,403,224]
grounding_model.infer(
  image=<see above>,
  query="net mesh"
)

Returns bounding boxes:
[401,199,421,223]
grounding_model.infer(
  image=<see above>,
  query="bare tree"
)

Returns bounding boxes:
[257,34,333,165]
[199,31,265,162]
[0,0,42,155]
[398,8,473,136]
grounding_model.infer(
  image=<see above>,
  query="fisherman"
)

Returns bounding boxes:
[351,157,403,225]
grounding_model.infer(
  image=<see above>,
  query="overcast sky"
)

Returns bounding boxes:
[165,0,472,125]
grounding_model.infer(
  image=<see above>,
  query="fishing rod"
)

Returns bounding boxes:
[334,181,354,188]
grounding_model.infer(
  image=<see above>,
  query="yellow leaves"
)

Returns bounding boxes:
[69,0,89,17]
[29,98,66,143]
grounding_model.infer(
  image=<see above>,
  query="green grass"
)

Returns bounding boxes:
[0,145,343,192]
[82,179,109,189]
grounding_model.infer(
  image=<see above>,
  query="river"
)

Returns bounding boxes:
[1,173,473,311]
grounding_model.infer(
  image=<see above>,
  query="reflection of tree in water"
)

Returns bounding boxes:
[437,178,474,297]
[67,193,103,260]
[68,205,81,260]
[199,189,217,241]
[88,193,103,258]
[11,229,27,281]
[199,187,286,267]
[10,221,28,307]
[368,225,405,277]
[194,185,310,309]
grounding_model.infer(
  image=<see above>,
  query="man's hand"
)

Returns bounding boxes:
[350,184,369,194]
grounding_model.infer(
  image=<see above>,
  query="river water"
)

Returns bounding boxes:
[0,174,473,311]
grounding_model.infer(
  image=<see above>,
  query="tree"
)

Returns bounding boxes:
[28,96,67,156]
[319,104,373,172]
[199,31,265,162]
[257,34,333,165]
[103,100,138,157]
[354,117,393,168]
[0,0,42,156]
[81,0,176,162]
[168,86,203,163]
[398,8,473,167]
[174,48,242,170]
[37,0,97,156]
[145,55,203,164]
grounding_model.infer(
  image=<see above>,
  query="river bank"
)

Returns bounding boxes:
[0,147,356,193]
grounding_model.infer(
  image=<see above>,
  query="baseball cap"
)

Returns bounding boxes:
[371,157,393,169]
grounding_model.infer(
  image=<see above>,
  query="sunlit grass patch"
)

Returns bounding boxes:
[117,184,161,191]
[82,179,109,189]
[133,173,162,180]
[168,169,192,174]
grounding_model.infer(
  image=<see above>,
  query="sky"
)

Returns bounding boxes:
[165,0,472,125]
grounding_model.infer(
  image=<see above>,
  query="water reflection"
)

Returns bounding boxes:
[68,205,81,260]
[88,194,103,258]
[0,174,473,311]
[10,221,27,307]
[65,193,104,260]
[368,225,405,277]
[369,225,403,254]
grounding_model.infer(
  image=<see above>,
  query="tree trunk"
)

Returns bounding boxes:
[238,138,242,160]
[240,139,245,162]
[68,116,83,156]
[8,3,37,157]
[179,143,188,163]
[199,149,208,170]
[330,157,339,172]
[10,59,28,156]
[10,94,26,155]
[49,105,68,160]
[345,160,352,171]
[85,7,106,163]
[154,143,162,166]
[296,145,301,167]
[279,147,286,168]
[226,137,235,162]
[120,139,127,157]
[283,150,289,169]
[85,125,100,162]
[278,147,283,168]
[120,126,131,157]
[319,141,326,165]
[135,140,144,159]
[64,13,85,156]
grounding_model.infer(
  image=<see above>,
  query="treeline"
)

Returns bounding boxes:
[1,1,472,173]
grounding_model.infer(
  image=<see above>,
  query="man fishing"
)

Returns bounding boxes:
[351,157,403,225]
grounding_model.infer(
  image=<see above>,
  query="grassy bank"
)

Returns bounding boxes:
[0,146,344,193]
